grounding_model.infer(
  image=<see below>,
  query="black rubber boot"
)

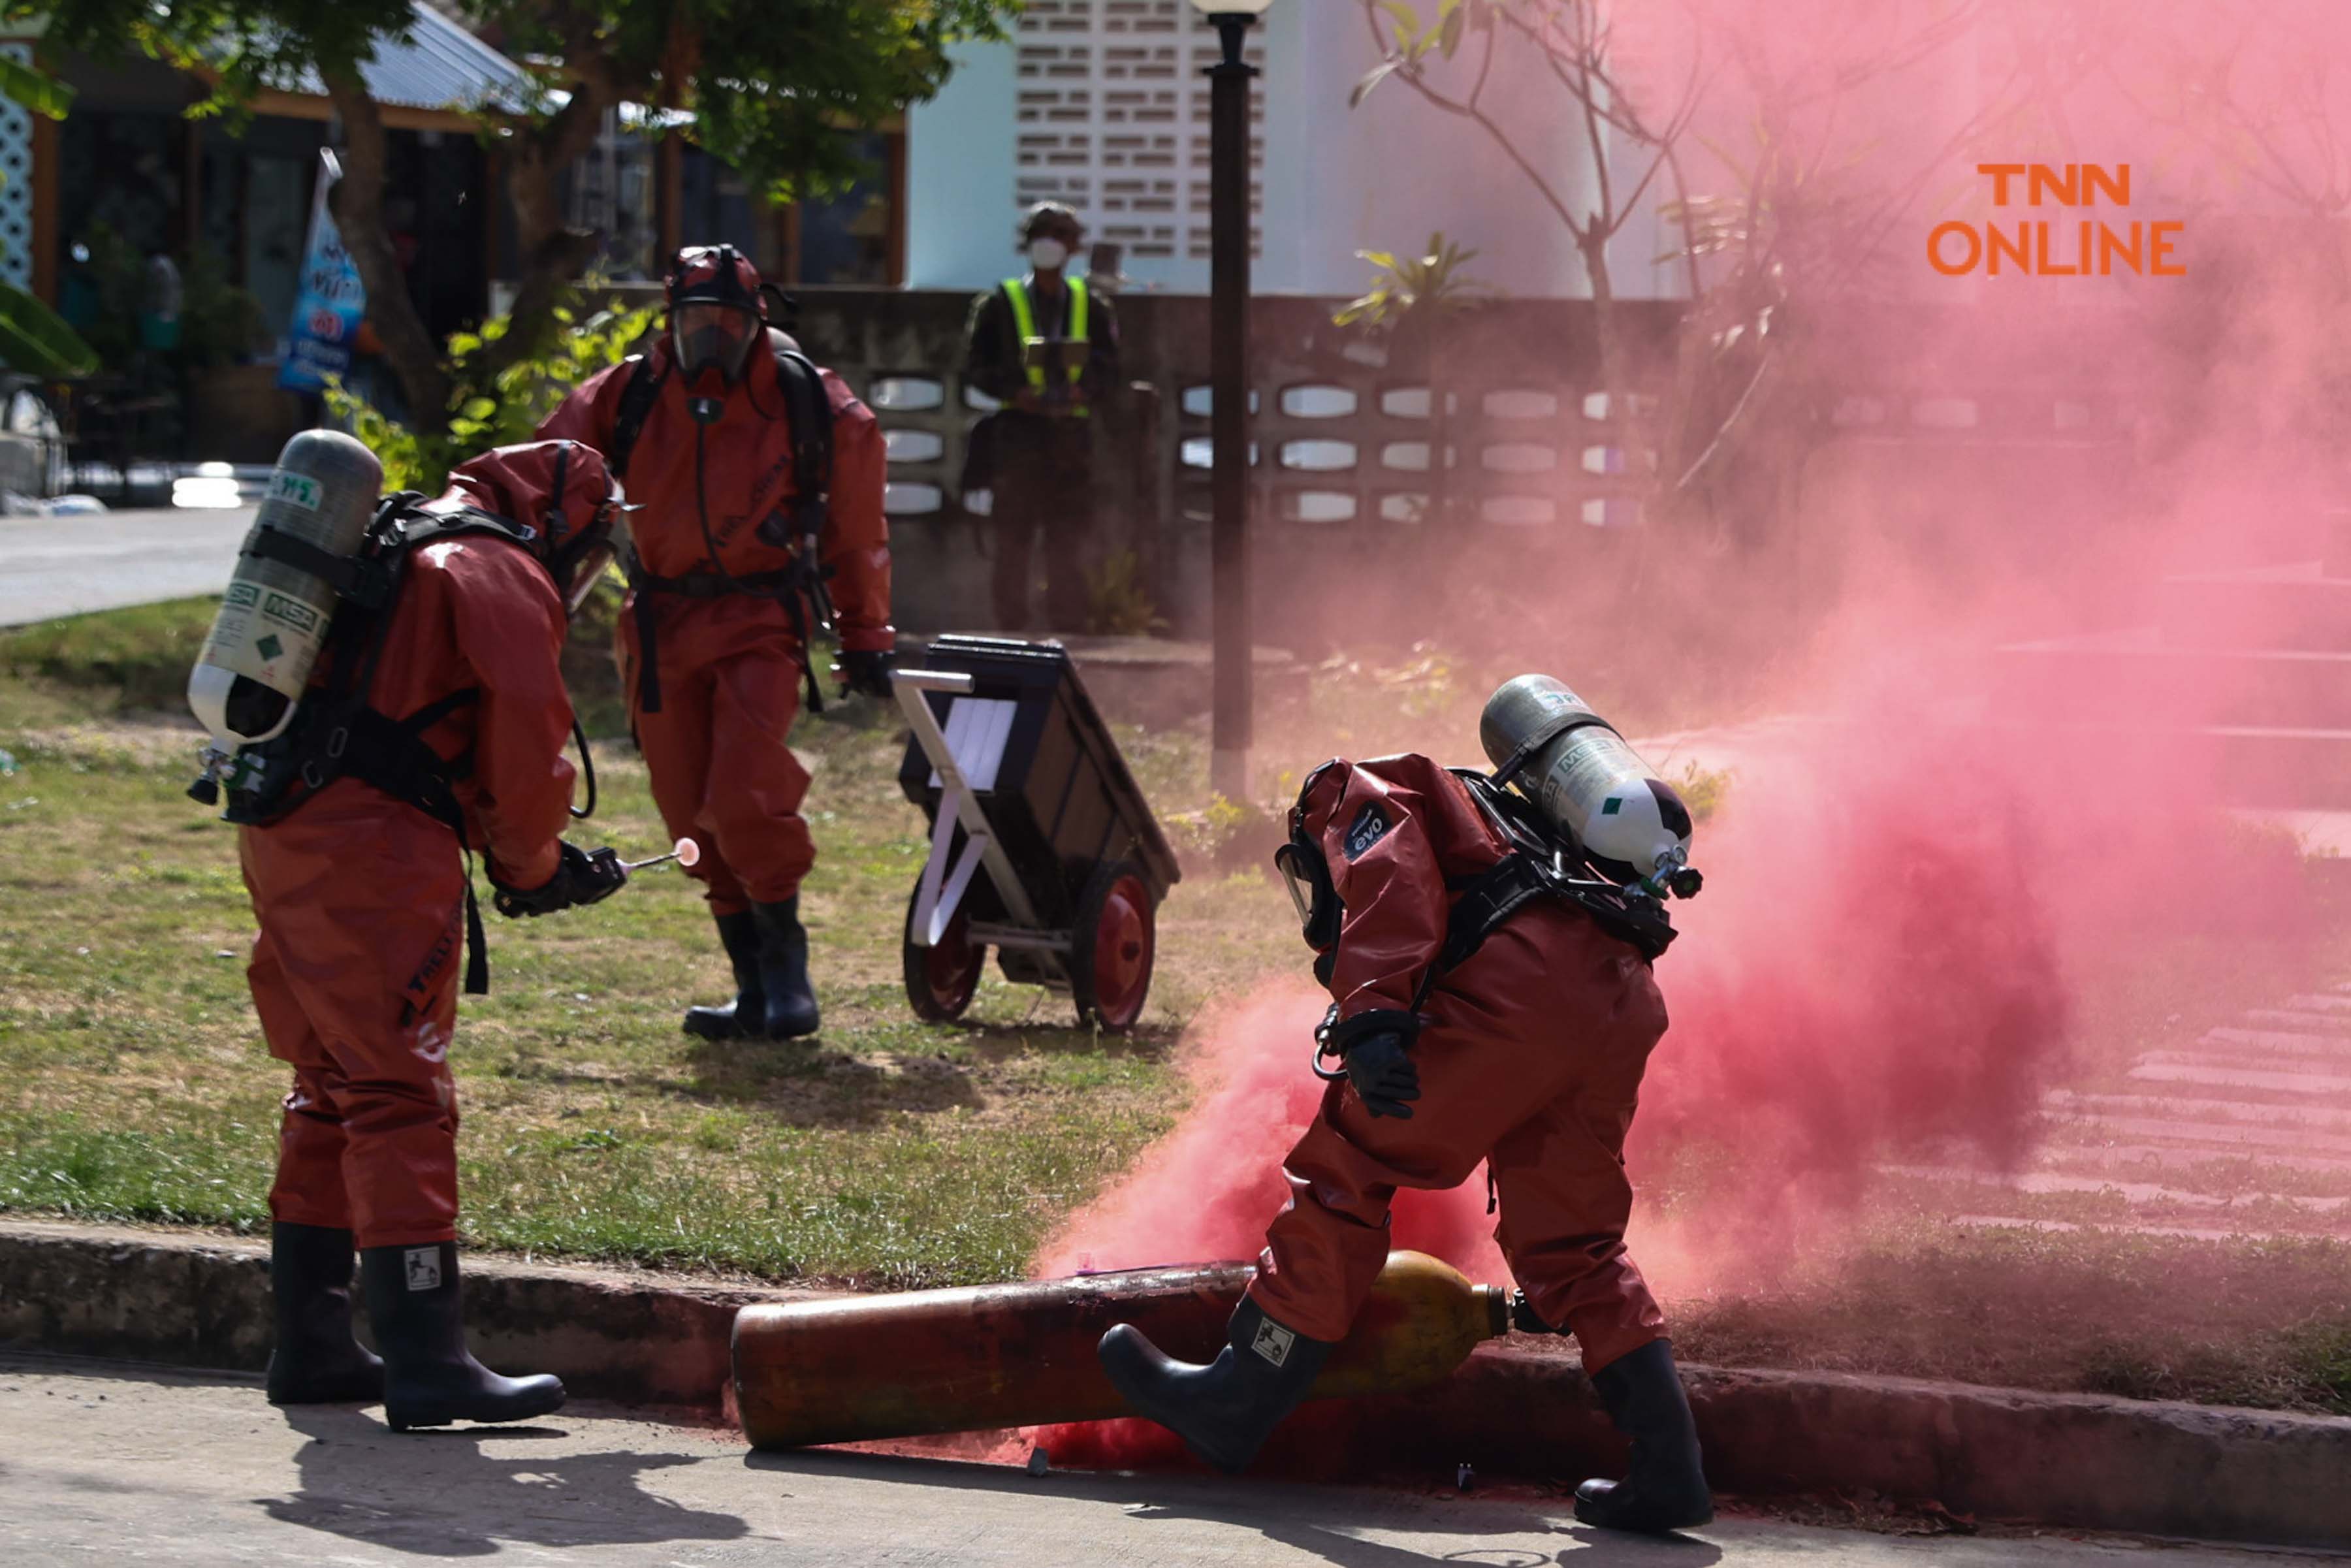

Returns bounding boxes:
[1575,1339,1714,1533]
[682,910,763,1040]
[749,897,821,1039]
[1097,1294,1335,1473]
[264,1222,383,1406]
[359,1241,566,1432]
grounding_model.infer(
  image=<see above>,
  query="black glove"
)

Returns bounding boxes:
[492,841,628,919]
[1342,1031,1419,1119]
[835,647,895,699]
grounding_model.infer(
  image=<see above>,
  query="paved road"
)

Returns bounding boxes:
[0,507,253,626]
[0,1357,2314,1567]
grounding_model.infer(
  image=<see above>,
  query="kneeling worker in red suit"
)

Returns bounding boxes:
[1101,680,1711,1532]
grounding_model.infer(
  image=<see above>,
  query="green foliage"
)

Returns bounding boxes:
[175,248,271,371]
[1351,0,1478,107]
[5,0,414,124]
[1083,548,1168,637]
[0,281,97,377]
[477,0,1017,204]
[13,0,1016,206]
[0,51,72,120]
[328,291,660,492]
[1332,231,1499,336]
[1672,761,1731,824]
[1167,792,1285,874]
[55,223,140,373]
[56,224,262,377]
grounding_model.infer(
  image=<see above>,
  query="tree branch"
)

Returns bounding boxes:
[320,65,453,432]
[1362,1,1588,237]
[470,32,628,383]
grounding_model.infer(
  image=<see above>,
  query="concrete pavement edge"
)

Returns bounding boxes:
[1,1215,2344,1550]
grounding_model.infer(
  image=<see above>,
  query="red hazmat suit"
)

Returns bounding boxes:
[537,335,891,912]
[242,447,602,1250]
[1246,753,1672,1376]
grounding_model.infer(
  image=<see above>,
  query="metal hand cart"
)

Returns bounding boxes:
[891,636,1181,1031]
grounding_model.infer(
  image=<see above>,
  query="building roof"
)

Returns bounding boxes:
[280,2,532,114]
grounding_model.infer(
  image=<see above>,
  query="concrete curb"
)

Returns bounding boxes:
[1377,1348,2351,1550]
[0,1218,810,1409]
[4,1217,2345,1548]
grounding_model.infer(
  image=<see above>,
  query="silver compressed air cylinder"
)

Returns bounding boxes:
[1479,673,1693,886]
[187,429,384,748]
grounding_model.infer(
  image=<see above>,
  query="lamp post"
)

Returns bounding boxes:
[1191,0,1271,805]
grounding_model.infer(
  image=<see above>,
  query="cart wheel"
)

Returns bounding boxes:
[903,886,985,1023]
[1071,859,1156,1032]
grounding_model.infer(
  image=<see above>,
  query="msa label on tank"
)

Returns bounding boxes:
[266,471,324,511]
[1249,1316,1298,1367]
[1539,728,1644,829]
[1343,802,1390,860]
[259,592,322,635]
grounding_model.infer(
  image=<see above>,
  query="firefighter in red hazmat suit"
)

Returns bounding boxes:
[1100,747,1712,1532]
[238,440,628,1430]
[538,244,893,1042]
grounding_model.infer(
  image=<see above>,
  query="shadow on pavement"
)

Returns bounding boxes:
[260,1405,750,1558]
[745,1447,1724,1567]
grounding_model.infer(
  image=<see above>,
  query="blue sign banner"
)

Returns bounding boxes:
[278,150,367,393]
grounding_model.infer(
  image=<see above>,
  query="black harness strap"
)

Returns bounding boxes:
[606,347,837,717]
[229,495,551,997]
[622,562,797,712]
[630,566,796,598]
[605,355,667,483]
[329,691,492,997]
[770,347,839,717]
[244,528,394,609]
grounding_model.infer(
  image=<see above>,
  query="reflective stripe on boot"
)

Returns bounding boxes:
[1097,1295,1334,1473]
[265,1221,384,1406]
[359,1241,566,1431]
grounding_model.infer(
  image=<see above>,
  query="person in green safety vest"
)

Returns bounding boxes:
[962,201,1122,632]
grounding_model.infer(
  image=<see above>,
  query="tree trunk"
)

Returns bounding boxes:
[473,89,621,384]
[1578,229,1649,519]
[319,70,451,434]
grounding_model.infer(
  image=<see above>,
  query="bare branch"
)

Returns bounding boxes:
[1362,0,1586,235]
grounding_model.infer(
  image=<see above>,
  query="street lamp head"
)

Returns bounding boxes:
[1187,0,1274,14]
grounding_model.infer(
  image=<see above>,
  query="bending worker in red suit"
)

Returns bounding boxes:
[539,243,893,1041]
[1100,743,1711,1533]
[240,440,630,1429]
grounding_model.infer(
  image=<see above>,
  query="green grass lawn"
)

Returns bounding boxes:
[4,598,2349,1414]
[0,598,1294,1288]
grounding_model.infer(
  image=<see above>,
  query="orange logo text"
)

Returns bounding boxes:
[1929,165,2183,278]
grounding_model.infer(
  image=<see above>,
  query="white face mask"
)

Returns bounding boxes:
[1029,237,1070,272]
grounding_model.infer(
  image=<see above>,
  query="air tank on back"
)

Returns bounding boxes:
[1480,674,1694,888]
[187,430,383,748]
